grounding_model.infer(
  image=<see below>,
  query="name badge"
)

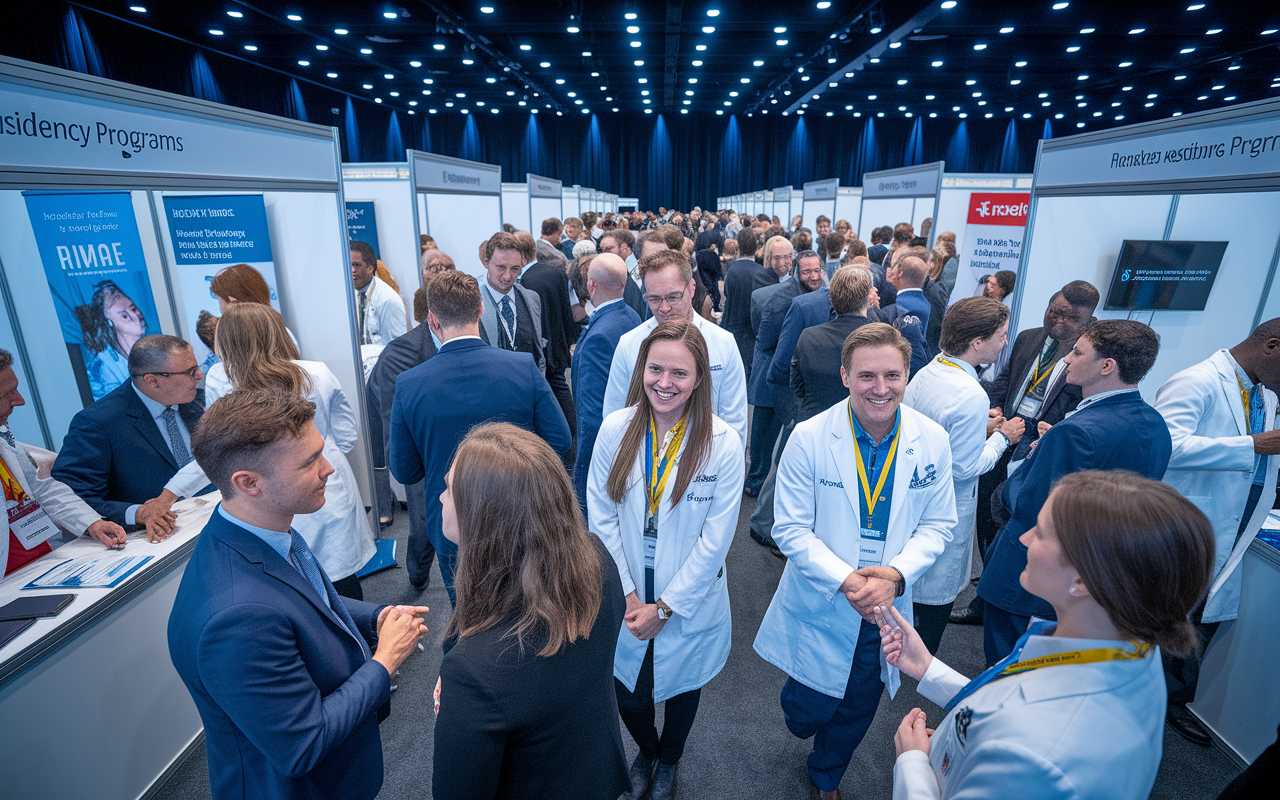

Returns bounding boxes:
[643,515,657,569]
[1015,395,1042,418]
[857,527,887,570]
[7,497,59,550]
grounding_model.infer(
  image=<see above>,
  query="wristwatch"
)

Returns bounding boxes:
[655,598,672,620]
[888,567,906,598]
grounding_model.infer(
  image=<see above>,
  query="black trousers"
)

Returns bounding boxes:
[615,641,702,765]
[913,601,956,655]
[1162,599,1221,708]
[404,477,436,590]
[332,573,363,601]
[974,447,1015,564]
[547,367,577,473]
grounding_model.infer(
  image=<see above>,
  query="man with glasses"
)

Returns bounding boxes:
[744,240,802,497]
[53,335,208,542]
[602,248,748,446]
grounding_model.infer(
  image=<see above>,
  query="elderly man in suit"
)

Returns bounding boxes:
[720,227,771,375]
[571,253,641,510]
[977,320,1172,664]
[52,335,207,541]
[744,237,797,496]
[477,232,547,374]
[169,389,429,800]
[1154,318,1280,745]
[390,271,571,603]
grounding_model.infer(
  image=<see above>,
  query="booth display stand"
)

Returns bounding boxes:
[836,187,863,231]
[857,161,944,245]
[340,162,419,330]
[563,185,581,219]
[409,150,503,282]
[771,186,793,225]
[501,181,530,234]
[619,196,639,213]
[528,173,563,232]
[935,173,1032,305]
[801,179,839,233]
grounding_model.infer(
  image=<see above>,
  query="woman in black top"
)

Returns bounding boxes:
[432,423,629,800]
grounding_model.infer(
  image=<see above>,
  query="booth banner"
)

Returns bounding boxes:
[22,191,160,405]
[345,201,379,258]
[949,192,1029,306]
[160,194,280,371]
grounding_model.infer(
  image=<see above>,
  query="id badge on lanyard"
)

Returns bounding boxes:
[1015,395,1042,419]
[643,514,657,569]
[858,528,887,570]
[8,497,59,550]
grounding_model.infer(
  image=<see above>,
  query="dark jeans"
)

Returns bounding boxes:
[547,368,576,473]
[747,405,779,491]
[913,601,956,655]
[332,573,363,601]
[780,618,884,792]
[615,641,702,765]
[975,447,1015,564]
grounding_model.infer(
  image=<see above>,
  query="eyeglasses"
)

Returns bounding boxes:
[133,366,201,380]
[645,291,687,308]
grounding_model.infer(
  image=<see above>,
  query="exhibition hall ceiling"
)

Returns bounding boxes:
[90,1,1279,131]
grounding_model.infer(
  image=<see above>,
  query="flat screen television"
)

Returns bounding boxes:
[1104,240,1228,311]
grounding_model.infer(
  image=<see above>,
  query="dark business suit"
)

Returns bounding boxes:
[977,391,1172,662]
[791,314,875,421]
[168,509,390,800]
[572,299,642,509]
[747,280,801,491]
[722,258,779,376]
[432,536,629,800]
[389,338,572,601]
[52,381,205,527]
[622,276,652,322]
[557,239,577,262]
[521,261,582,471]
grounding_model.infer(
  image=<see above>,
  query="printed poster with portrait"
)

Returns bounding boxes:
[23,191,160,406]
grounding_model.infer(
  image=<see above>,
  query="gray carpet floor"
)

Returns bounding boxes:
[154,493,1244,800]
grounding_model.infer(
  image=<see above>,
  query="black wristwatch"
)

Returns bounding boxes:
[888,566,906,598]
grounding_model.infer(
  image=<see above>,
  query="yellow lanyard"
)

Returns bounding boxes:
[1237,374,1254,431]
[646,414,688,518]
[936,356,968,373]
[849,404,900,526]
[0,455,26,504]
[998,641,1151,677]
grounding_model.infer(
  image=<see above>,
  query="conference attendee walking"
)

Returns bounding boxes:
[791,265,877,423]
[880,471,1215,800]
[169,389,429,800]
[432,423,629,800]
[572,254,642,509]
[754,323,956,800]
[902,297,1025,653]
[720,227,771,373]
[522,237,581,471]
[977,320,1172,664]
[603,248,748,447]
[1154,318,1280,745]
[477,232,549,372]
[390,271,571,602]
[588,320,745,800]
[165,303,376,599]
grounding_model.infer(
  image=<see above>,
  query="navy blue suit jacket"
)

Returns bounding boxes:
[168,509,390,800]
[622,277,653,322]
[52,381,205,527]
[977,391,1172,618]
[389,338,572,553]
[768,286,833,390]
[572,300,642,506]
[748,280,803,407]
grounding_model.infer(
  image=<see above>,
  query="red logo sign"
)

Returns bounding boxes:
[966,192,1029,226]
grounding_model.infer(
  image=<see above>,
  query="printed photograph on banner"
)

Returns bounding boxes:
[949,192,1030,308]
[160,194,281,374]
[345,201,380,259]
[22,191,161,406]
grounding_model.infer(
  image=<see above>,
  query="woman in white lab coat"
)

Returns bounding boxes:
[587,319,745,800]
[878,470,1215,800]
[170,303,375,598]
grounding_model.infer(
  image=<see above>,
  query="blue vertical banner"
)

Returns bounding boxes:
[345,201,380,258]
[23,191,160,405]
[160,194,280,372]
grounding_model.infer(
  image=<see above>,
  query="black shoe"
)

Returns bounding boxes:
[744,485,760,499]
[1167,704,1212,746]
[620,753,656,800]
[769,544,785,560]
[650,762,678,800]
[949,606,983,625]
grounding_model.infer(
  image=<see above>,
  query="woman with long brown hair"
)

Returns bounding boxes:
[432,423,628,800]
[201,263,298,403]
[586,320,745,800]
[878,470,1216,799]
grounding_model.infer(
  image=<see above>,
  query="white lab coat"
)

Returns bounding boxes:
[903,355,1010,605]
[357,275,408,347]
[587,407,745,701]
[164,360,376,580]
[753,401,957,699]
[1154,348,1280,623]
[893,635,1166,800]
[0,438,102,569]
[602,314,749,447]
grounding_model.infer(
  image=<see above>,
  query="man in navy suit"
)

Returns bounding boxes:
[571,253,641,509]
[390,271,571,601]
[53,335,207,540]
[169,389,428,800]
[977,319,1172,663]
[791,265,876,422]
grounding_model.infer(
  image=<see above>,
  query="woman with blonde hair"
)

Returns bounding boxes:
[433,423,628,800]
[587,320,745,800]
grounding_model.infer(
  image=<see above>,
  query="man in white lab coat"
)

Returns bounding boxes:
[754,323,956,800]
[1154,318,1280,746]
[350,240,408,349]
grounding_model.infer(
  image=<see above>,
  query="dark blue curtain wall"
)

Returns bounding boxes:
[5,5,1050,211]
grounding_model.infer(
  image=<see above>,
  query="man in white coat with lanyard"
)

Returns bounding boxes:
[1153,318,1280,746]
[754,323,957,800]
[902,298,1024,654]
[351,240,408,351]
[603,248,748,446]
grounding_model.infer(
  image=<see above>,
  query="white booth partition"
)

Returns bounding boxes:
[772,186,793,225]
[620,196,639,212]
[936,173,1032,305]
[610,194,619,214]
[501,182,531,233]
[836,187,863,231]
[528,173,562,230]
[563,184,581,219]
[0,55,372,800]
[858,161,944,244]
[341,162,418,329]
[409,150,503,281]
[801,179,838,232]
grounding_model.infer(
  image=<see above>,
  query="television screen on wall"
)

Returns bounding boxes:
[1104,240,1228,311]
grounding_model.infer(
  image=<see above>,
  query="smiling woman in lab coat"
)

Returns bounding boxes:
[880,470,1215,800]
[587,320,745,800]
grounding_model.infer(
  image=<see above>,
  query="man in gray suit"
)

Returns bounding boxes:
[477,231,546,373]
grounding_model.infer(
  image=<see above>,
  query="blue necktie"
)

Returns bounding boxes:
[162,407,193,467]
[945,619,1056,713]
[500,295,516,348]
[288,530,370,659]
